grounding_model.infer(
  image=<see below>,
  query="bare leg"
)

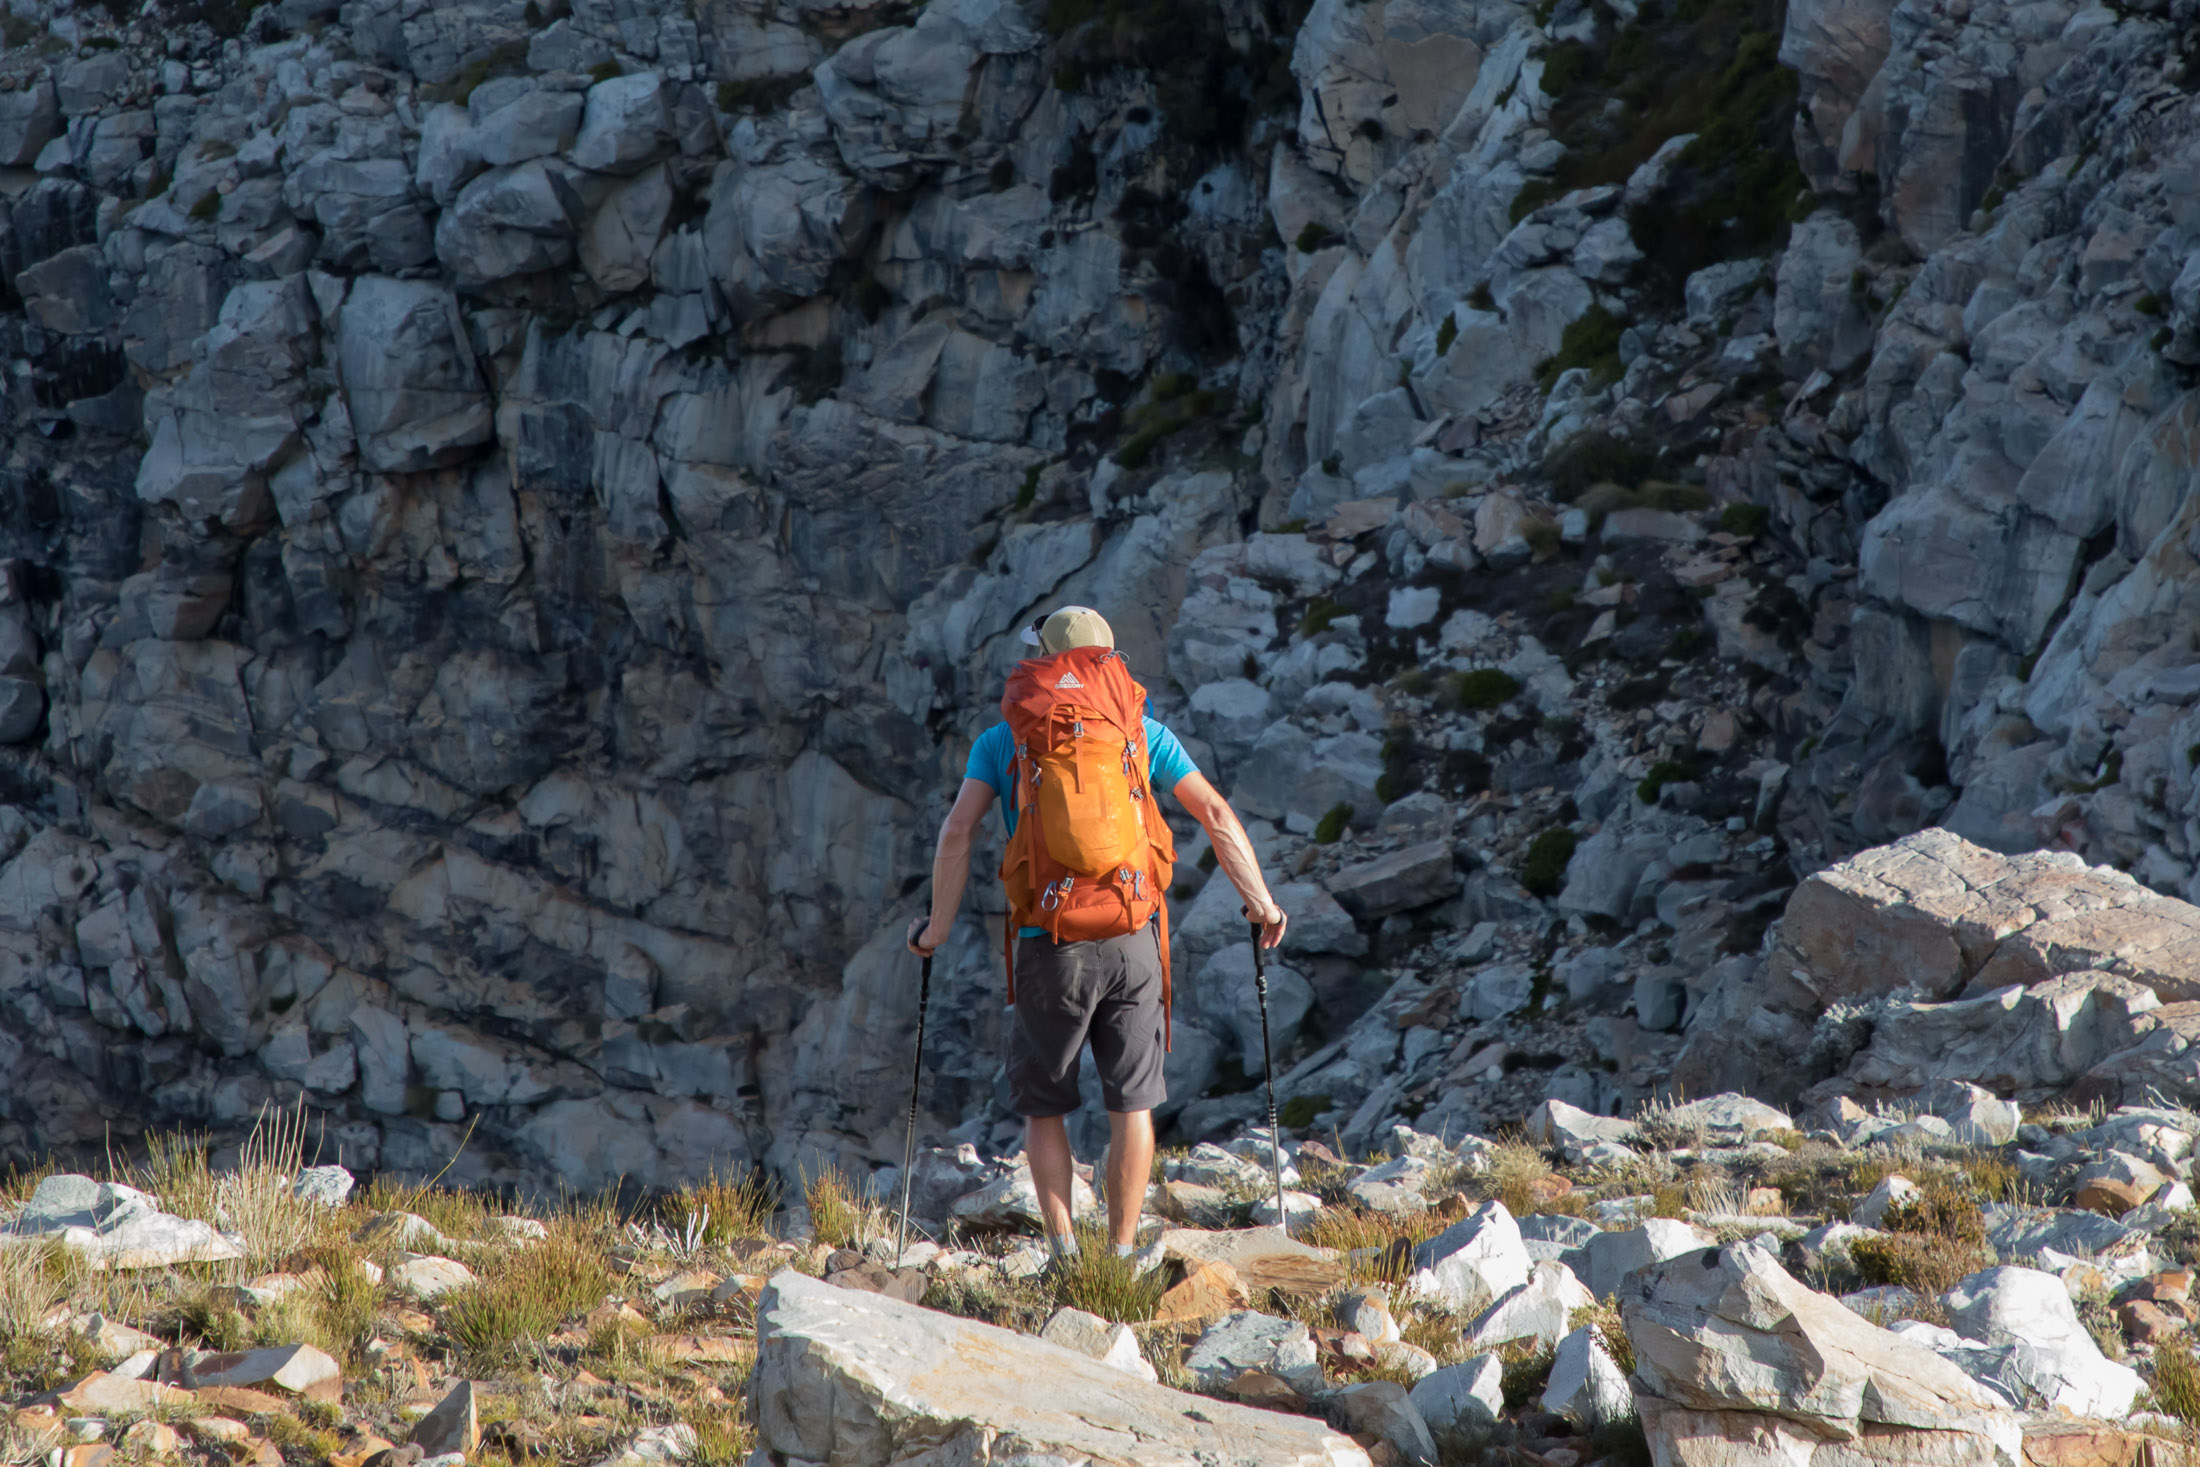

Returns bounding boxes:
[1026,1114,1077,1240]
[1105,1110,1153,1249]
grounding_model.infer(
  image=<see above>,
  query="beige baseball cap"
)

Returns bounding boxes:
[1021,605,1114,653]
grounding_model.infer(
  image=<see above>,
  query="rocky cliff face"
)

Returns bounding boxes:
[0,0,2194,1191]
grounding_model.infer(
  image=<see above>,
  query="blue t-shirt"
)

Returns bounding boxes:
[965,717,1200,837]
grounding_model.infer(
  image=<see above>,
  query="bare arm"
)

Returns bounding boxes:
[1171,770,1288,950]
[907,779,996,955]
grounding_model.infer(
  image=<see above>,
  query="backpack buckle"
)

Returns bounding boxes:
[1040,877,1073,910]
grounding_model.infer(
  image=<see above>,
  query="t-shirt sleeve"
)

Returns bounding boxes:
[964,723,1014,803]
[1144,718,1201,794]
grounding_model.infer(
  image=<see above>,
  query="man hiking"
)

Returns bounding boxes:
[907,605,1289,1262]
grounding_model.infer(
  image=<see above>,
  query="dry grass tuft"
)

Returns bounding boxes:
[443,1218,614,1372]
[673,1169,779,1250]
[1570,1297,1635,1376]
[1049,1226,1166,1323]
[2153,1337,2200,1422]
[803,1166,876,1250]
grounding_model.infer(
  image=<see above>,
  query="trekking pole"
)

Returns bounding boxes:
[895,950,934,1266]
[1249,919,1289,1238]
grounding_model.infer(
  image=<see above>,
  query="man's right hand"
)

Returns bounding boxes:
[1245,901,1288,950]
[907,914,947,957]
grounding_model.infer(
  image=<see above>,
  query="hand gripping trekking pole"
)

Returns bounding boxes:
[1249,920,1289,1238]
[895,951,933,1266]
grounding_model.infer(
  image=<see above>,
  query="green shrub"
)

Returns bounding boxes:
[1435,313,1459,356]
[1536,305,1627,392]
[589,59,623,82]
[188,191,221,221]
[1313,803,1352,845]
[1114,416,1188,469]
[1636,760,1694,805]
[1016,462,1043,509]
[1546,430,1658,500]
[1718,502,1771,538]
[1446,669,1522,710]
[1294,222,1336,252]
[1279,1093,1331,1128]
[1299,597,1342,636]
[1521,828,1578,897]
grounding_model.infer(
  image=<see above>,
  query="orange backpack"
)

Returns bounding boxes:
[998,645,1177,1040]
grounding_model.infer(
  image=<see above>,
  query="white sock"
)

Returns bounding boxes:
[1114,1242,1136,1259]
[1048,1232,1080,1260]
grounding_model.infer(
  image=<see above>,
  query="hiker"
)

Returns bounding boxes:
[906,605,1288,1262]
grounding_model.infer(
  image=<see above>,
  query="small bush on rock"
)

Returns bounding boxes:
[1522,828,1578,896]
[1446,669,1522,710]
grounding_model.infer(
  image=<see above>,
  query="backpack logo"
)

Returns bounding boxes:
[1054,671,1084,689]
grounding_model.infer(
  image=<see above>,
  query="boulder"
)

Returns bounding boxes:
[411,1380,478,1459]
[949,1163,1101,1227]
[1407,1353,1502,1439]
[1541,1325,1632,1429]
[1942,1267,2142,1417]
[1328,1381,1436,1465]
[0,78,59,167]
[1194,943,1314,1077]
[1524,1099,1641,1161]
[336,277,493,473]
[188,1344,342,1402]
[1347,1154,1442,1217]
[1915,1079,2022,1145]
[569,73,669,174]
[3,1175,244,1270]
[389,1255,476,1299]
[1327,841,1461,919]
[1040,1306,1158,1382]
[1680,830,2200,1102]
[1850,1176,1919,1229]
[1561,1219,1712,1301]
[1624,1244,2021,1464]
[293,1166,355,1207]
[1408,1201,1531,1314]
[1466,1260,1593,1351]
[1185,1310,1324,1394]
[754,1273,1367,1464]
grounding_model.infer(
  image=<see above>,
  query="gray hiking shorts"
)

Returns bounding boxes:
[1007,921,1166,1117]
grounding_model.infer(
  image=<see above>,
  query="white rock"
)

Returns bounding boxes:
[1407,1353,1502,1437]
[1185,1309,1324,1393]
[1041,1306,1158,1383]
[1943,1266,2142,1418]
[389,1254,477,1299]
[1466,1260,1593,1351]
[753,1273,1368,1463]
[1850,1175,1920,1228]
[1541,1325,1632,1429]
[1408,1201,1531,1314]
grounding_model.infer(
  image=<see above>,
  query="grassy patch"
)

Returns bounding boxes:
[1313,803,1353,845]
[1499,1338,1557,1408]
[1446,669,1523,710]
[1536,304,1628,392]
[1636,759,1694,805]
[442,1221,614,1372]
[1546,431,1659,501]
[805,1166,875,1250]
[1522,828,1578,897]
[1718,502,1771,537]
[674,1169,780,1248]
[1299,597,1343,636]
[1051,1227,1167,1322]
[2154,1337,2200,1421]
[1848,1177,1991,1299]
[1279,1094,1332,1128]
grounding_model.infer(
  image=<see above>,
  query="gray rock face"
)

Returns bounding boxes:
[336,276,495,473]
